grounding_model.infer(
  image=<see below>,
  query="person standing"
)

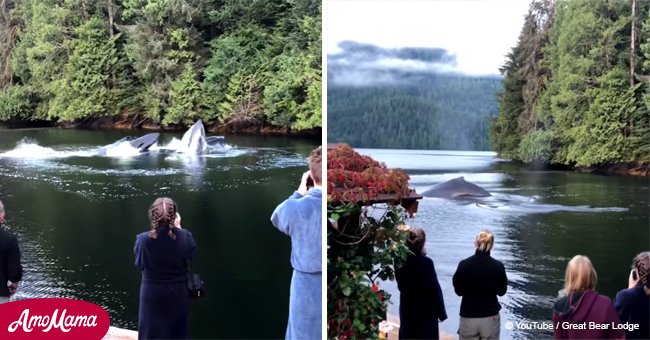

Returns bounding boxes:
[270,146,322,340]
[552,255,625,339]
[614,251,650,339]
[396,227,447,339]
[135,197,197,339]
[452,230,507,340]
[0,199,22,304]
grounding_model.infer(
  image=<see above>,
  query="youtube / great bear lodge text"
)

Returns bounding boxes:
[506,321,641,332]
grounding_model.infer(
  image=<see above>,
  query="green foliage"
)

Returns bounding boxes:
[490,0,650,169]
[518,130,555,163]
[48,17,120,122]
[1,0,322,131]
[328,204,411,339]
[166,64,207,125]
[0,85,35,120]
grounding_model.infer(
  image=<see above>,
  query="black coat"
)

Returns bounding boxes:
[396,254,447,340]
[614,284,650,339]
[135,227,197,340]
[452,250,507,318]
[0,228,22,297]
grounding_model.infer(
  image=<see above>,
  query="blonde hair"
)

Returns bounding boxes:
[475,230,494,252]
[564,255,597,294]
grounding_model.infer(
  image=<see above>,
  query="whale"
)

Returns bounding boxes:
[421,176,491,199]
[179,120,225,153]
[99,132,159,154]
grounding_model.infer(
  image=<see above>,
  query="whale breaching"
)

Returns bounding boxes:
[421,176,491,199]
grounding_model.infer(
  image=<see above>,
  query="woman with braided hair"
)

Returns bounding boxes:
[614,251,650,339]
[134,197,197,339]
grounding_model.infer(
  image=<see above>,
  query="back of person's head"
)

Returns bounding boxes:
[564,255,597,294]
[633,251,650,289]
[407,227,426,256]
[309,146,322,185]
[474,230,494,252]
[148,197,178,240]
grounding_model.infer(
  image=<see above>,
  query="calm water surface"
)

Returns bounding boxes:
[0,128,319,339]
[360,148,649,339]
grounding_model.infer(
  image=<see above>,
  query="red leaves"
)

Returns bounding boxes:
[327,144,411,203]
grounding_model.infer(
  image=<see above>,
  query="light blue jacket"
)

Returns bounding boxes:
[270,188,322,274]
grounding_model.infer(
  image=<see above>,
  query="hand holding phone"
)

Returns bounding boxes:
[297,171,311,196]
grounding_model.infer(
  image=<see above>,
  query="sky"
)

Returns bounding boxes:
[327,0,531,76]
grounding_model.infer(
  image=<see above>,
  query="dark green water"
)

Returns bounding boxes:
[362,149,650,339]
[0,128,320,339]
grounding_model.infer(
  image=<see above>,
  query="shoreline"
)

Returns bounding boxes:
[0,118,322,138]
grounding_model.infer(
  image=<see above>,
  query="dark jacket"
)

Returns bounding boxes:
[552,290,625,339]
[614,283,650,339]
[452,250,507,318]
[396,254,447,339]
[0,228,22,297]
[135,227,197,340]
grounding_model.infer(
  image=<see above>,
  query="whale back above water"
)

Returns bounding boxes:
[100,132,159,154]
[125,133,159,151]
[421,176,491,199]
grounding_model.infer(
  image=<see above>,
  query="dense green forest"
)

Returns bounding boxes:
[327,42,501,150]
[328,75,501,150]
[0,0,321,131]
[491,0,650,170]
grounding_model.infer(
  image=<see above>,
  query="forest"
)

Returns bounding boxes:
[327,42,502,150]
[491,0,650,171]
[0,0,321,132]
[328,75,501,150]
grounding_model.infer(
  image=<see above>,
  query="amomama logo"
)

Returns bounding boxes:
[0,298,110,339]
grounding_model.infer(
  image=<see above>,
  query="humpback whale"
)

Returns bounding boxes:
[99,132,159,154]
[179,120,225,153]
[421,176,491,199]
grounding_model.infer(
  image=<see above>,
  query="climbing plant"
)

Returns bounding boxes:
[327,144,420,339]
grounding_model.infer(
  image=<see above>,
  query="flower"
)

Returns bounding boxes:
[371,283,379,292]
[397,224,410,232]
[379,320,394,334]
[378,292,384,300]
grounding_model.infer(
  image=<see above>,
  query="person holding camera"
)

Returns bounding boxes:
[270,146,322,340]
[614,251,650,339]
[0,199,22,304]
[452,230,507,340]
[135,197,197,339]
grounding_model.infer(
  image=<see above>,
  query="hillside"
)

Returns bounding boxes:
[327,41,502,150]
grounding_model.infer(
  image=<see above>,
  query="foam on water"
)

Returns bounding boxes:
[0,139,141,159]
[0,141,96,158]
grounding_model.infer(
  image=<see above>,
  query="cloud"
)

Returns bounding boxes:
[328,41,495,86]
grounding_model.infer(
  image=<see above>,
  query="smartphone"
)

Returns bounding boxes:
[306,176,314,188]
[632,269,638,281]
